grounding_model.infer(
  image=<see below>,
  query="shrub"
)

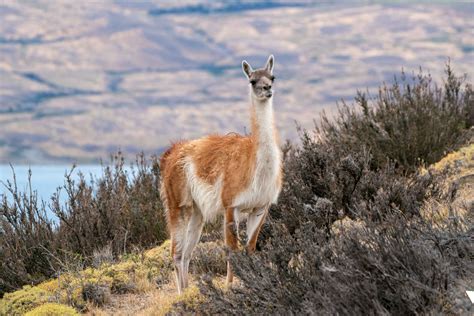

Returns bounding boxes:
[24,303,79,316]
[178,66,473,314]
[1,152,168,296]
[270,131,437,237]
[0,169,58,295]
[81,282,110,306]
[52,152,167,257]
[0,285,49,315]
[142,239,174,287]
[191,241,227,275]
[193,207,473,315]
[317,64,472,173]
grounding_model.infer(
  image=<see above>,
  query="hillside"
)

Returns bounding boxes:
[1,142,472,315]
[1,2,473,164]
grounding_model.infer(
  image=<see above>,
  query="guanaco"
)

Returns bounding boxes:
[160,55,282,293]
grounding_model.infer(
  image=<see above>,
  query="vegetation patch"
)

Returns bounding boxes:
[0,286,49,315]
[153,285,205,316]
[24,303,79,316]
[0,240,176,314]
[184,66,473,315]
[1,153,168,296]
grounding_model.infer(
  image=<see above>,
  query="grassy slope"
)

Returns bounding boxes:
[1,144,472,316]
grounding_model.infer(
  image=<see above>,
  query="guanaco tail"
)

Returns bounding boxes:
[159,55,282,294]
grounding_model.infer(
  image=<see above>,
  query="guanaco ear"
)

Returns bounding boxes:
[265,55,274,74]
[242,60,253,79]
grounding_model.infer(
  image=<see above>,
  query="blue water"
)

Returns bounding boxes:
[0,165,104,219]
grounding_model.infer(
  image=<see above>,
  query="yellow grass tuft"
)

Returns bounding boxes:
[140,282,205,316]
[420,144,473,226]
[0,240,176,315]
[0,286,49,316]
[430,143,474,172]
[24,303,79,316]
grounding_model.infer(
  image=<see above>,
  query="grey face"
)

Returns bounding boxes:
[242,55,275,101]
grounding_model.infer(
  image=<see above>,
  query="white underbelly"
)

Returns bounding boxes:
[183,159,223,222]
[232,178,280,210]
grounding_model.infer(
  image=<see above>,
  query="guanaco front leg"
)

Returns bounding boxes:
[225,207,239,287]
[246,206,269,253]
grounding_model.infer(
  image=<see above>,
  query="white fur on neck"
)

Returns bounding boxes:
[233,92,281,210]
[252,94,275,145]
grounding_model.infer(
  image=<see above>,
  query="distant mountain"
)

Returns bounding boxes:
[0,1,472,163]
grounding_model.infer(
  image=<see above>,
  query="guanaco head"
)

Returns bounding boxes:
[242,55,275,101]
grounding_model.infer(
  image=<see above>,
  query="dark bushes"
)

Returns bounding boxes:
[186,141,472,314]
[0,153,167,296]
[317,64,472,173]
[0,170,58,295]
[53,153,167,256]
[194,212,472,315]
[178,66,473,315]
[271,131,436,236]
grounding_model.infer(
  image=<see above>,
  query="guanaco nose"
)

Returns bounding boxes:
[263,85,272,90]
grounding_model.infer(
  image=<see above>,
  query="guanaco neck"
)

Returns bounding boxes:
[250,93,279,154]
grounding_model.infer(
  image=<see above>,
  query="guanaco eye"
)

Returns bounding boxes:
[250,80,257,85]
[270,76,275,82]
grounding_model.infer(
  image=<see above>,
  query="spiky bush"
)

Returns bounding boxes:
[52,152,167,257]
[185,144,472,314]
[270,131,436,238]
[317,64,472,173]
[173,66,473,315]
[1,153,168,296]
[194,212,472,315]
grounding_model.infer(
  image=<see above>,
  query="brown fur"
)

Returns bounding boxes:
[192,134,258,207]
[160,141,187,260]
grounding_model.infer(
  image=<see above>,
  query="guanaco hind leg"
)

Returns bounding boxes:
[169,208,186,294]
[181,209,204,290]
[171,206,204,294]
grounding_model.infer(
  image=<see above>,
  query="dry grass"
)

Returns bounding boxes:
[430,142,474,173]
[86,275,229,316]
[0,239,228,315]
[421,143,474,226]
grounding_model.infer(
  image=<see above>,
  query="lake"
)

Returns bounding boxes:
[0,164,105,219]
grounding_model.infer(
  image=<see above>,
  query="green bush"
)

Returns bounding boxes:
[24,303,79,316]
[0,286,49,315]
